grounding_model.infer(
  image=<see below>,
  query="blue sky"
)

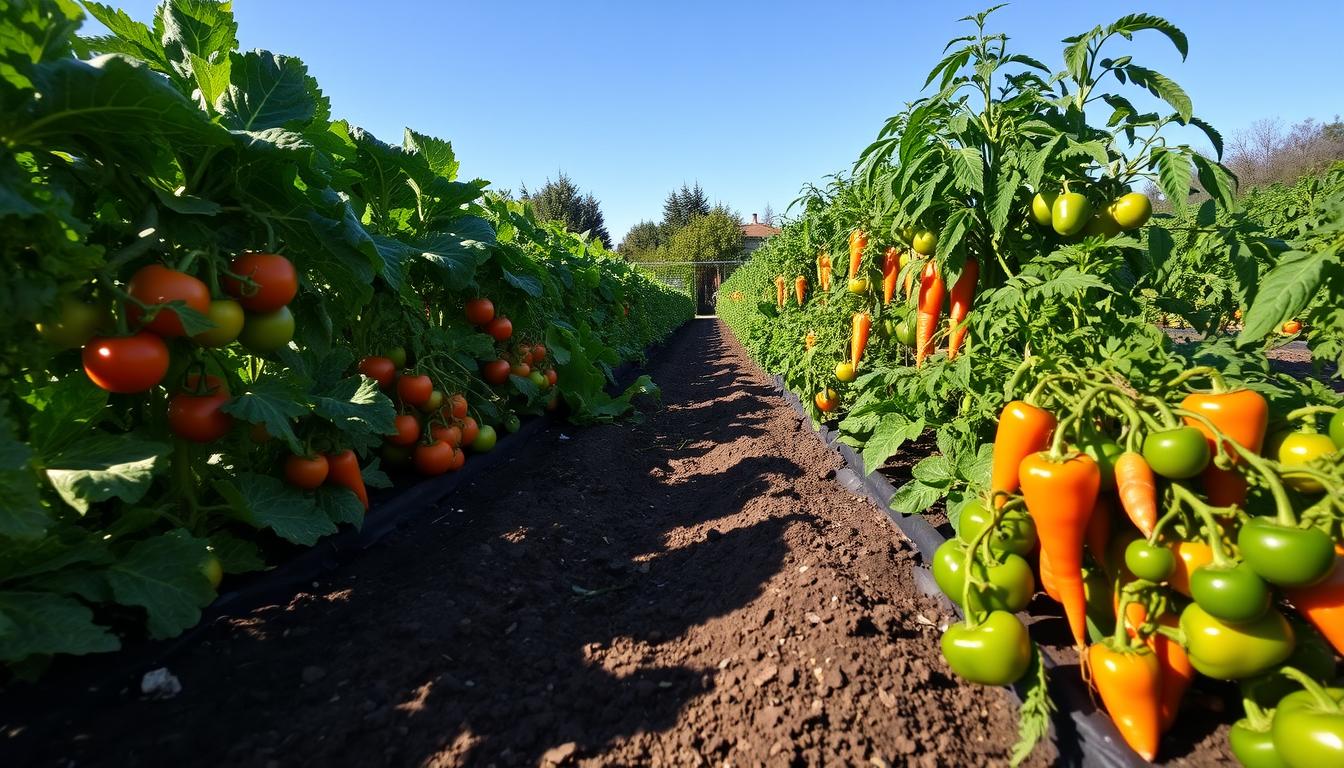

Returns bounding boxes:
[88,1,1343,243]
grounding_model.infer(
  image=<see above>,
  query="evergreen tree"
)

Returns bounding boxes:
[523,172,612,247]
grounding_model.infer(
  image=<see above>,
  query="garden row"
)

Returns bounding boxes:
[0,0,691,677]
[719,7,1343,767]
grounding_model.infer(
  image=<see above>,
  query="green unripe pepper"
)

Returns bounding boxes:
[1238,518,1336,587]
[940,610,1032,686]
[1180,603,1295,680]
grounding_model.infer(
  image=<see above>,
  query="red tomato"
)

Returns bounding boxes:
[396,374,433,406]
[82,333,170,393]
[168,388,234,443]
[510,362,531,378]
[486,316,512,342]
[532,344,546,362]
[413,440,455,475]
[223,253,299,312]
[449,447,466,470]
[389,414,420,446]
[545,369,558,387]
[482,359,510,385]
[284,454,329,489]
[126,264,211,337]
[447,393,468,419]
[465,298,495,326]
[459,417,480,445]
[431,423,463,447]
[358,356,396,389]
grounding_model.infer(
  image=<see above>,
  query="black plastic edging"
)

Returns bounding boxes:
[765,373,1148,768]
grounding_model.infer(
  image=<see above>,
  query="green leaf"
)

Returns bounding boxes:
[501,266,543,297]
[889,480,944,515]
[44,434,170,514]
[403,128,459,181]
[222,383,307,454]
[311,376,397,439]
[1153,147,1192,211]
[1240,250,1328,342]
[911,455,954,488]
[1191,153,1237,211]
[1106,14,1188,59]
[862,414,925,475]
[21,374,107,455]
[215,50,326,131]
[105,529,213,639]
[1188,116,1223,159]
[0,591,119,662]
[222,473,336,546]
[950,146,984,194]
[989,169,1022,235]
[315,486,364,528]
[208,532,266,574]
[1122,65,1192,123]
[78,1,169,69]
[1063,27,1100,82]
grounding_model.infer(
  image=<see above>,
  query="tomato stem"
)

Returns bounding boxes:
[1278,666,1344,712]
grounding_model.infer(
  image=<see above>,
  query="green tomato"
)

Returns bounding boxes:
[931,539,1035,613]
[912,229,938,256]
[940,610,1032,686]
[1238,517,1336,587]
[1271,685,1344,768]
[894,320,917,348]
[199,554,223,590]
[1029,191,1056,227]
[956,501,1038,557]
[1142,426,1210,479]
[37,296,109,349]
[1081,437,1123,490]
[1190,562,1271,624]
[1124,539,1175,582]
[1229,720,1288,768]
[193,298,245,347]
[1083,207,1122,239]
[1329,410,1344,449]
[238,306,295,353]
[1275,432,1337,493]
[386,346,408,368]
[1180,603,1295,680]
[1110,192,1152,230]
[528,370,547,389]
[878,318,898,341]
[503,413,521,434]
[1051,191,1092,236]
[471,424,497,452]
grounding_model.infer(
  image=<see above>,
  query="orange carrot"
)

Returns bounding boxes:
[851,312,872,367]
[881,247,900,305]
[326,449,369,510]
[1114,452,1157,537]
[946,257,978,360]
[794,275,807,306]
[914,261,944,367]
[1020,452,1100,646]
[848,229,868,279]
[990,401,1056,503]
[775,275,787,309]
[1088,642,1162,760]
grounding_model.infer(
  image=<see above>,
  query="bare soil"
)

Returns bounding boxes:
[7,319,1051,768]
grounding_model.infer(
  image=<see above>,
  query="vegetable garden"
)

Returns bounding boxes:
[4,1,1344,767]
[719,6,1344,767]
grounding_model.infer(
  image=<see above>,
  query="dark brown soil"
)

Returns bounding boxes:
[7,319,1051,768]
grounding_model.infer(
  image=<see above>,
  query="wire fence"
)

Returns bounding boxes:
[630,260,747,315]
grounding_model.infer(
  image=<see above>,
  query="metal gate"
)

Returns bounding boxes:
[630,260,746,315]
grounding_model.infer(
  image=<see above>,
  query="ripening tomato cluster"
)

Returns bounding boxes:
[467,297,560,398]
[1029,188,1152,239]
[940,371,1344,766]
[74,253,298,396]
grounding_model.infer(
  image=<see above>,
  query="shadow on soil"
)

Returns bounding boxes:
[5,319,828,768]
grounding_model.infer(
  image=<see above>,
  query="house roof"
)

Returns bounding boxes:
[741,213,781,239]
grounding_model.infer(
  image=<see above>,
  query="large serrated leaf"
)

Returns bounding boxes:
[862,413,925,474]
[403,128,459,181]
[950,146,985,194]
[216,50,324,131]
[311,376,396,438]
[222,384,307,454]
[1123,64,1192,122]
[44,434,169,514]
[105,529,213,639]
[1153,147,1192,211]
[1107,13,1188,59]
[0,591,120,662]
[224,473,335,546]
[1240,250,1328,342]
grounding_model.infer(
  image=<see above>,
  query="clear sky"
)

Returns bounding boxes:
[86,1,1343,244]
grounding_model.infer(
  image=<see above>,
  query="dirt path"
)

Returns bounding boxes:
[15,319,1044,768]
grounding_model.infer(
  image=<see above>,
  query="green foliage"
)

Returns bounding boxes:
[663,209,744,264]
[0,0,691,672]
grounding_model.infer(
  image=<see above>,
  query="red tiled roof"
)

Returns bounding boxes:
[741,222,781,238]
